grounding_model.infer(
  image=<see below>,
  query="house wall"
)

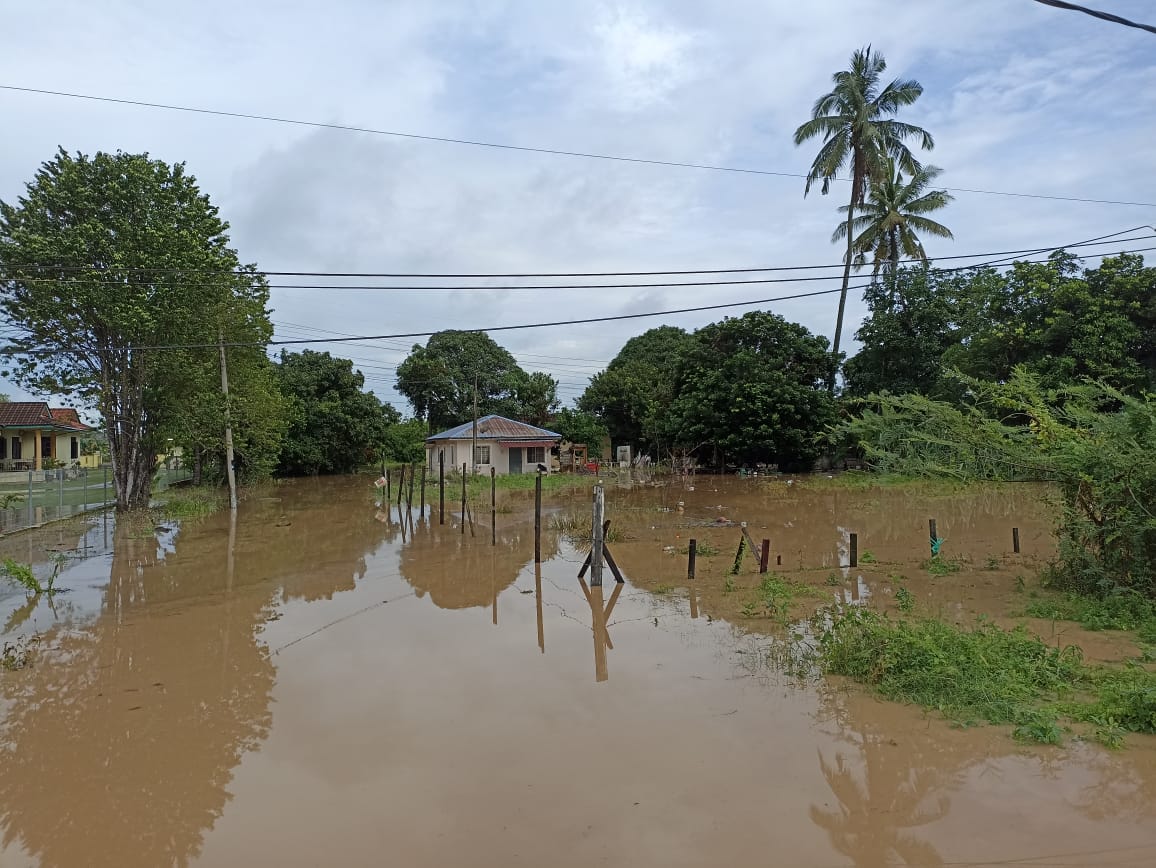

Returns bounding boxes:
[426,439,554,476]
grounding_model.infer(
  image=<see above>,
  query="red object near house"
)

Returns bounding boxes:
[586,461,599,473]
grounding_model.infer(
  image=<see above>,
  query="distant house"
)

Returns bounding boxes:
[0,402,92,471]
[425,415,562,476]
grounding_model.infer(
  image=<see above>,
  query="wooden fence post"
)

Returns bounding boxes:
[461,463,467,534]
[439,450,445,525]
[591,485,605,587]
[408,463,416,510]
[929,518,938,556]
[760,539,770,573]
[1012,527,1021,554]
[491,467,497,546]
[534,472,542,563]
[849,532,858,568]
[688,538,697,580]
[419,464,426,515]
[396,463,405,508]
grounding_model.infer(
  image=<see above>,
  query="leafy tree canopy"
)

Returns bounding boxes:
[667,312,837,471]
[578,326,694,452]
[395,331,556,431]
[276,350,397,476]
[550,408,609,451]
[0,148,279,509]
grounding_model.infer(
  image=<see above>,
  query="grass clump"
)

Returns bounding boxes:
[813,608,1156,745]
[158,487,224,519]
[680,541,719,556]
[2,636,39,671]
[922,555,962,576]
[1023,591,1156,633]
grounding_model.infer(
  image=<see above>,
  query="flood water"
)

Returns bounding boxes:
[2,475,1155,867]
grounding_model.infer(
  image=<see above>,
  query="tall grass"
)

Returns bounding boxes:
[813,607,1156,746]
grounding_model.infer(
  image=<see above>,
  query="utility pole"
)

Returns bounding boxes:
[471,372,479,476]
[218,328,238,511]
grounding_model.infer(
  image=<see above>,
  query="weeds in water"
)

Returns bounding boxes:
[722,576,736,595]
[2,557,65,596]
[1023,591,1156,633]
[813,607,1156,745]
[895,586,915,613]
[922,555,962,576]
[740,601,759,618]
[985,555,1001,570]
[680,541,719,557]
[824,572,842,586]
[1015,575,1027,593]
[652,584,673,595]
[2,636,39,670]
[159,487,223,519]
[858,550,877,565]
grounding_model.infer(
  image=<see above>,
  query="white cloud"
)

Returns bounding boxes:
[2,0,1154,410]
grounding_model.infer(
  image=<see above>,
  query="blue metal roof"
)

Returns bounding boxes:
[426,414,562,442]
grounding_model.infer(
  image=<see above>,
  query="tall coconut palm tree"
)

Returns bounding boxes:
[833,161,954,277]
[794,46,934,390]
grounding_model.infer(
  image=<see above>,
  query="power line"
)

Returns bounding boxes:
[12,227,1154,278]
[2,84,1154,209]
[12,234,1156,293]
[1030,0,1156,35]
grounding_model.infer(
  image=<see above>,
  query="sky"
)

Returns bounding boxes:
[2,0,1155,413]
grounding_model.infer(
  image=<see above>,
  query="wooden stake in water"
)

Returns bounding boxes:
[408,462,416,509]
[591,485,605,587]
[461,463,467,534]
[1012,527,1021,554]
[534,472,542,563]
[385,466,391,500]
[439,450,445,525]
[849,533,858,568]
[929,518,938,555]
[419,464,426,515]
[687,538,697,580]
[396,463,405,508]
[490,467,497,546]
[760,539,771,574]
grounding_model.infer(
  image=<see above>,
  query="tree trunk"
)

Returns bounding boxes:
[193,448,204,487]
[889,228,900,275]
[829,193,857,392]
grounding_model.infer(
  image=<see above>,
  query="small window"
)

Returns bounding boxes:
[474,445,490,465]
[526,446,545,465]
[11,437,21,460]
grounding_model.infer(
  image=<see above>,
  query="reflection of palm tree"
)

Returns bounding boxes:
[810,740,948,867]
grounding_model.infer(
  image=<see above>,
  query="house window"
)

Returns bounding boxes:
[0,438,6,460]
[474,445,490,465]
[526,446,546,465]
[11,437,21,460]
[71,437,79,460]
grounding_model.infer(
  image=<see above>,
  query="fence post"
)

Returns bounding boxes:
[439,450,445,525]
[849,532,858,568]
[461,463,467,534]
[688,538,697,580]
[26,470,33,523]
[591,485,605,587]
[396,463,405,508]
[386,466,391,500]
[83,467,88,512]
[1012,527,1021,554]
[408,463,416,509]
[103,464,108,506]
[419,464,426,515]
[929,519,938,556]
[534,472,542,563]
[59,469,63,513]
[760,539,770,574]
[490,467,496,546]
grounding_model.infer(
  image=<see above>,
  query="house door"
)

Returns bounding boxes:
[41,436,53,461]
[508,447,522,474]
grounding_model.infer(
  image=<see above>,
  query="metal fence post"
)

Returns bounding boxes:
[26,470,33,524]
[83,467,88,512]
[59,469,64,514]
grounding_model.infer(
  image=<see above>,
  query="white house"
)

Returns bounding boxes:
[425,415,562,476]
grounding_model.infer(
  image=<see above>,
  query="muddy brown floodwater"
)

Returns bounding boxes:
[1,475,1155,867]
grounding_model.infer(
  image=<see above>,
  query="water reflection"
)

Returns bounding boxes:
[0,478,398,868]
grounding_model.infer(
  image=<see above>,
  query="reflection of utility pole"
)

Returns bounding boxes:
[218,328,238,511]
[471,372,479,476]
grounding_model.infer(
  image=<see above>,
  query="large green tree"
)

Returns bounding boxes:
[550,408,609,451]
[0,149,279,509]
[578,325,694,453]
[794,46,934,388]
[667,312,837,471]
[396,331,555,431]
[833,161,953,276]
[276,350,396,475]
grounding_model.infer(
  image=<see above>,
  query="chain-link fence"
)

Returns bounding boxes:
[0,466,117,535]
